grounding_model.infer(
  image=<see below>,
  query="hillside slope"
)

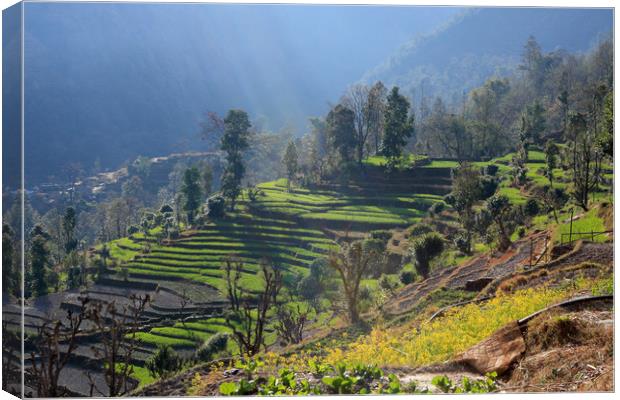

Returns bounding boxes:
[362,7,613,103]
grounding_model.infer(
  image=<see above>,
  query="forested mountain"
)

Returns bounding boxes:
[21,3,456,185]
[20,4,611,185]
[363,7,613,106]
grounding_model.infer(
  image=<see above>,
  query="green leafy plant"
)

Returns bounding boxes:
[432,372,498,393]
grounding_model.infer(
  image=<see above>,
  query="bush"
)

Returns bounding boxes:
[358,285,373,302]
[297,274,322,301]
[524,199,540,217]
[127,225,140,235]
[379,274,399,291]
[370,230,392,245]
[443,194,456,206]
[298,258,334,303]
[160,204,174,214]
[429,202,445,215]
[399,270,416,285]
[206,195,226,218]
[485,164,499,176]
[195,332,230,362]
[453,233,471,255]
[479,176,498,200]
[407,223,433,238]
[145,344,182,379]
[516,226,526,238]
[411,233,444,279]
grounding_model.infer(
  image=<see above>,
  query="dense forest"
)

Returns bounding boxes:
[2,5,615,398]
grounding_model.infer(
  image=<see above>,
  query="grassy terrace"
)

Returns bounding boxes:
[106,149,611,296]
[251,178,442,227]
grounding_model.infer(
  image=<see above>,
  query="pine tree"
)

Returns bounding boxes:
[381,87,414,170]
[30,226,51,297]
[221,110,251,210]
[282,140,299,191]
[62,207,78,254]
[181,167,203,225]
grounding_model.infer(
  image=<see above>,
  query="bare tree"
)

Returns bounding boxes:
[199,111,225,151]
[367,81,387,155]
[222,256,243,312]
[224,258,282,356]
[275,296,310,345]
[342,84,372,166]
[29,297,89,397]
[328,240,379,324]
[86,294,150,396]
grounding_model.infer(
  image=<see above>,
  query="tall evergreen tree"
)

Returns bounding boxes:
[2,224,17,296]
[326,104,356,166]
[544,140,559,187]
[30,226,51,297]
[181,167,203,225]
[522,101,546,145]
[62,207,78,254]
[221,109,251,210]
[282,140,299,191]
[381,87,414,169]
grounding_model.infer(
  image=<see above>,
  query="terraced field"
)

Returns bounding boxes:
[112,215,331,293]
[105,165,453,296]
[30,150,614,393]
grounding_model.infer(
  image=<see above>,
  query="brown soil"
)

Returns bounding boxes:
[502,310,613,393]
[385,231,551,316]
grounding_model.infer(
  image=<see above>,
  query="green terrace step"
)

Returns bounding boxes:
[128,259,257,274]
[138,246,318,263]
[253,197,436,210]
[207,215,298,228]
[138,253,318,268]
[181,230,331,242]
[174,236,334,251]
[133,332,197,348]
[127,257,308,273]
[151,241,324,259]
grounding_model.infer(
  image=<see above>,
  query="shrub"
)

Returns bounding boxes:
[429,202,445,215]
[453,233,471,255]
[195,332,230,362]
[379,274,399,292]
[127,225,140,235]
[145,344,182,380]
[159,204,174,214]
[297,274,322,301]
[298,258,335,306]
[485,164,499,176]
[479,176,498,200]
[399,270,416,285]
[407,223,433,238]
[206,195,226,218]
[370,230,392,245]
[410,233,444,279]
[247,186,264,202]
[443,194,456,206]
[358,285,373,302]
[524,199,540,217]
[516,226,526,238]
